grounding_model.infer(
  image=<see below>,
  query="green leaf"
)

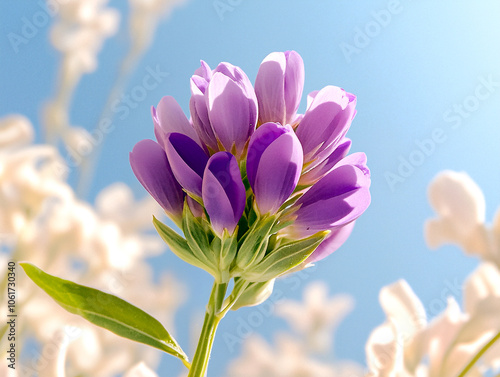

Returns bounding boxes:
[235,215,277,271]
[20,263,189,366]
[241,231,329,282]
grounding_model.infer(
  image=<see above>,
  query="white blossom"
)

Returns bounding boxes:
[424,170,499,266]
[365,280,427,377]
[365,275,500,377]
[462,263,500,371]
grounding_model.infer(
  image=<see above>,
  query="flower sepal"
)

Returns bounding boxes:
[234,215,278,272]
[240,230,329,282]
[153,215,218,278]
[181,199,218,275]
[210,227,239,283]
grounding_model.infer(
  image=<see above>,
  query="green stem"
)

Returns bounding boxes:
[219,279,251,317]
[188,282,227,377]
[457,330,500,377]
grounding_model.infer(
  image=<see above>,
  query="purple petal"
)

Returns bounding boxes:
[255,52,287,125]
[246,122,288,188]
[129,139,184,219]
[151,105,164,148]
[306,90,320,109]
[306,222,356,263]
[292,164,371,235]
[295,86,355,161]
[255,51,305,126]
[191,75,209,94]
[335,152,370,178]
[190,78,218,151]
[213,63,259,119]
[283,51,305,124]
[202,152,246,235]
[300,138,352,185]
[247,122,303,214]
[193,60,212,81]
[213,62,254,96]
[164,133,209,197]
[207,72,257,154]
[254,134,303,214]
[153,96,203,148]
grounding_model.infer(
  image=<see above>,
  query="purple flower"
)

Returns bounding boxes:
[246,122,303,214]
[151,96,203,150]
[288,158,370,237]
[255,50,304,126]
[306,222,356,263]
[299,138,352,185]
[295,86,356,163]
[202,152,246,236]
[190,61,258,156]
[129,139,184,222]
[164,132,209,198]
[130,51,371,280]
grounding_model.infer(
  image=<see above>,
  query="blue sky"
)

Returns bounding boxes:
[2,1,500,375]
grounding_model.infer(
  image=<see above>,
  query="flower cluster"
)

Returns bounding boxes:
[131,51,371,291]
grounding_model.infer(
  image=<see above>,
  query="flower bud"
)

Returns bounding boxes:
[246,122,303,214]
[255,50,304,126]
[295,86,356,163]
[151,96,203,149]
[300,138,352,185]
[190,61,258,157]
[289,160,370,237]
[202,152,246,236]
[164,132,209,198]
[129,139,184,223]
